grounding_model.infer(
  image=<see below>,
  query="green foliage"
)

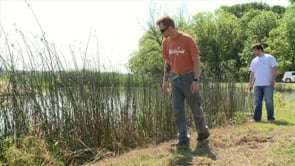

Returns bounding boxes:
[266,3,295,74]
[220,2,285,18]
[247,11,279,42]
[220,2,270,18]
[2,136,61,166]
[232,112,248,124]
[274,93,286,108]
[191,12,217,79]
[271,5,286,16]
[128,33,163,79]
[191,11,243,80]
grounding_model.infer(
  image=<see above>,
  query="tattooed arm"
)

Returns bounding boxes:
[191,55,201,93]
[192,56,201,79]
[163,60,171,82]
[162,60,171,93]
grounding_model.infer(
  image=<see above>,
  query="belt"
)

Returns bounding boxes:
[171,71,193,80]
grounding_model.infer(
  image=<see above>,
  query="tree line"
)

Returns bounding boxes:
[128,2,295,81]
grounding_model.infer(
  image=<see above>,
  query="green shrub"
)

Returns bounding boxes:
[3,136,62,166]
[231,112,248,124]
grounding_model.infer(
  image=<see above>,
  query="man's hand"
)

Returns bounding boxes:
[162,81,170,93]
[271,66,278,86]
[249,72,255,92]
[248,85,253,92]
[191,81,200,93]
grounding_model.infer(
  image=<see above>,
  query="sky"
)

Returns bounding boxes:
[0,0,290,72]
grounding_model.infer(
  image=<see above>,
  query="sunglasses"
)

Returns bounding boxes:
[160,26,169,33]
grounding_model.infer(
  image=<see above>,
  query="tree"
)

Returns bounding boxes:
[266,3,295,74]
[191,10,242,80]
[214,10,243,80]
[128,28,163,78]
[220,2,271,18]
[271,5,286,17]
[191,12,218,79]
[285,4,295,70]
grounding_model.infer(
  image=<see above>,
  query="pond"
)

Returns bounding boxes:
[280,91,295,102]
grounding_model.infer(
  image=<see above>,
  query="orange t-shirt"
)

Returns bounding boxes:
[162,32,200,74]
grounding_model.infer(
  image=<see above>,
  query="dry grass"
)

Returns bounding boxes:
[85,99,295,166]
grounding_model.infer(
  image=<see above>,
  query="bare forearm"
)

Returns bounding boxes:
[163,61,171,82]
[249,72,255,86]
[193,56,201,78]
[272,67,278,81]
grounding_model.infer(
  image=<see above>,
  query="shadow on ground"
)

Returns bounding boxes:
[258,120,295,126]
[168,140,216,166]
[269,120,294,126]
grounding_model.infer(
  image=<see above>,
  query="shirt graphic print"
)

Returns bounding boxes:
[169,46,185,56]
[162,32,200,74]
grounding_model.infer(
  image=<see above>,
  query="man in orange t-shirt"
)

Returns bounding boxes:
[157,16,209,146]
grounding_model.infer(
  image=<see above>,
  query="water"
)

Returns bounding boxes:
[281,92,295,102]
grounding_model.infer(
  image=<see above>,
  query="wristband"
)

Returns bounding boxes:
[193,78,199,82]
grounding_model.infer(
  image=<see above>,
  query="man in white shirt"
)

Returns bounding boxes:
[249,43,278,121]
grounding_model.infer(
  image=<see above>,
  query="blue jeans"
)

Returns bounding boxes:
[170,72,209,142]
[254,86,275,121]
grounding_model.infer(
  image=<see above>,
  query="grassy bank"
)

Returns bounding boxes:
[87,92,294,166]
